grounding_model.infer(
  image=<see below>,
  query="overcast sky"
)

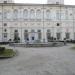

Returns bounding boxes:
[14,0,75,5]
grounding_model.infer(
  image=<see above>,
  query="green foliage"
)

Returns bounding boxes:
[0,47,5,54]
[0,47,16,57]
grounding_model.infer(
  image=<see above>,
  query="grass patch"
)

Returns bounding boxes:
[0,49,16,57]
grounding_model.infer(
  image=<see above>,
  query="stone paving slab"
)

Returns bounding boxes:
[0,44,75,75]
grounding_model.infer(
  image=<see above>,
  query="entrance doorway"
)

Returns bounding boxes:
[57,33,61,40]
[47,30,51,42]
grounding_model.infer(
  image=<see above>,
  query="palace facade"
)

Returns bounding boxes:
[0,0,75,43]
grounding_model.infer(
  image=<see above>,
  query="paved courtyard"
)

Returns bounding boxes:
[0,44,75,75]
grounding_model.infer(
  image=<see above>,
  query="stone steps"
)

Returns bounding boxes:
[9,42,65,47]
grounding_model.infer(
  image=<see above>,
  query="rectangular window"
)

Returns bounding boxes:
[32,37,34,40]
[38,30,41,40]
[3,33,7,38]
[57,33,61,40]
[24,32,29,41]
[4,1,7,3]
[38,33,41,40]
[56,2,59,4]
[4,11,7,19]
[4,23,7,26]
[47,33,51,42]
[66,33,70,39]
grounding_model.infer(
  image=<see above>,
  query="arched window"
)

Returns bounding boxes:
[13,9,18,20]
[23,9,28,20]
[36,9,41,20]
[7,11,12,20]
[4,10,7,19]
[46,10,51,20]
[56,10,60,20]
[30,9,35,20]
[4,10,11,20]
[61,10,65,20]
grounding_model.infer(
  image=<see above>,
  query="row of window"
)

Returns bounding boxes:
[3,29,70,40]
[0,9,73,20]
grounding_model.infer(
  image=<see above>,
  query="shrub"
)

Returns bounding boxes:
[0,47,5,54]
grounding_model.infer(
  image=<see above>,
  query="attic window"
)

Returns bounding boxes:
[4,1,7,3]
[56,2,59,4]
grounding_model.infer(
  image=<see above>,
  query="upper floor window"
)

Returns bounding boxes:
[56,2,59,4]
[31,30,35,33]
[56,10,60,20]
[23,9,28,20]
[4,23,7,26]
[4,10,12,20]
[61,10,66,20]
[30,9,35,20]
[4,10,7,19]
[13,9,18,20]
[36,9,41,20]
[4,1,7,3]
[46,10,51,20]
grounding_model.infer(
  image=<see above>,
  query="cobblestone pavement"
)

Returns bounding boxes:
[0,44,75,75]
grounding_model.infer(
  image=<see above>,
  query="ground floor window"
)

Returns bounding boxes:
[74,32,75,40]
[24,30,29,42]
[32,37,34,40]
[56,33,61,40]
[38,30,41,40]
[14,30,20,43]
[47,30,51,42]
[66,33,70,39]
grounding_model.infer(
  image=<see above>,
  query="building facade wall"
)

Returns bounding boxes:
[0,4,75,43]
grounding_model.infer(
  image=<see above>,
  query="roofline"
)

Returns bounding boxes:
[0,3,75,7]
